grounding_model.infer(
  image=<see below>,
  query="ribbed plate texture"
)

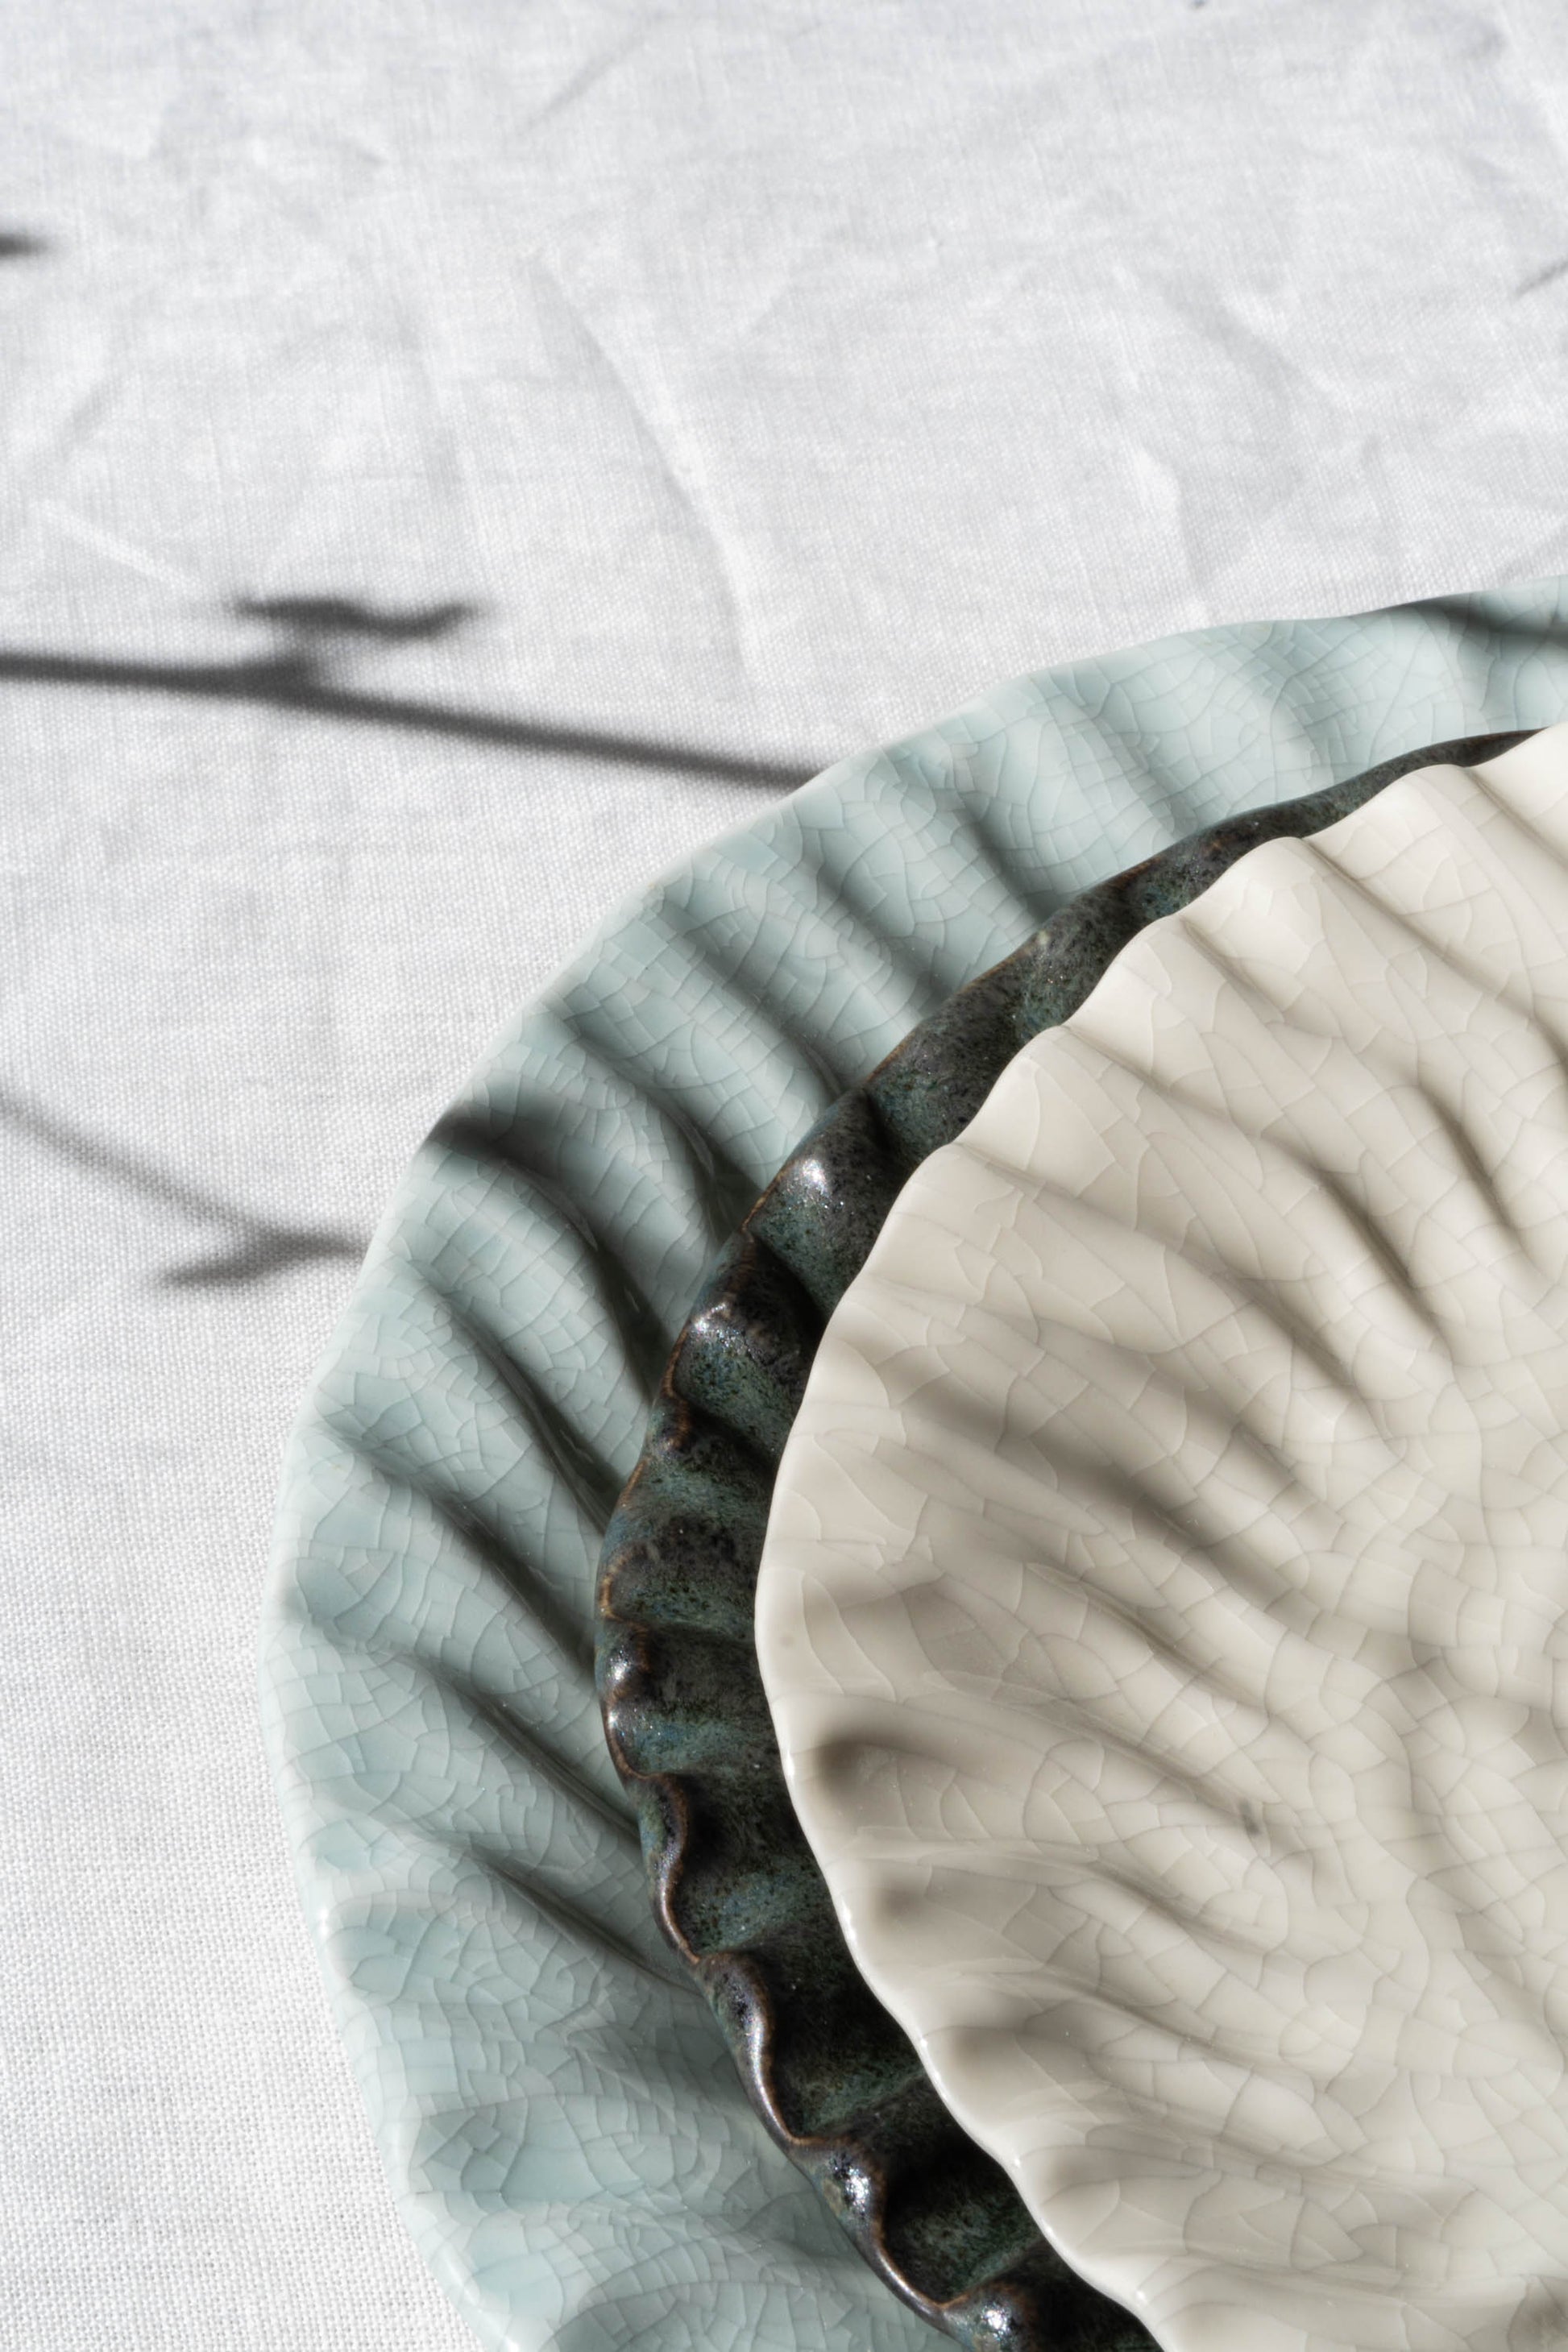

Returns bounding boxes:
[598,733,1527,2350]
[263,588,1568,2352]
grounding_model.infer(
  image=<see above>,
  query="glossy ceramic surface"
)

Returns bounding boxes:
[601,732,1532,2346]
[762,728,1568,2352]
[262,586,1568,2352]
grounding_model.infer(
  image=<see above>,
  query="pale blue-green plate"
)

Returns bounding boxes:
[260,582,1568,2352]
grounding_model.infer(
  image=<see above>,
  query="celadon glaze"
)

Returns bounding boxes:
[263,589,1568,2352]
[757,726,1568,2352]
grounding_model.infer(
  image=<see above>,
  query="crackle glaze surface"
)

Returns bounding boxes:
[262,589,1568,2352]
[758,726,1568,2352]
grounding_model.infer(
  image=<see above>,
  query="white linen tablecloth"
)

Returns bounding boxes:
[6,2,1568,2344]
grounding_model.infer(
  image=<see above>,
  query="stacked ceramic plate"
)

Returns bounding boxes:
[263,587,1568,2352]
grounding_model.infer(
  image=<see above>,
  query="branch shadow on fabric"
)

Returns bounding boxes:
[2,591,819,1288]
[0,594,819,790]
[1,1089,367,1290]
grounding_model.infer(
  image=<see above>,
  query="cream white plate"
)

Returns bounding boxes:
[757,725,1568,2352]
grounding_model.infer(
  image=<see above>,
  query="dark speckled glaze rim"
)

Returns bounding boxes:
[595,730,1532,2352]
